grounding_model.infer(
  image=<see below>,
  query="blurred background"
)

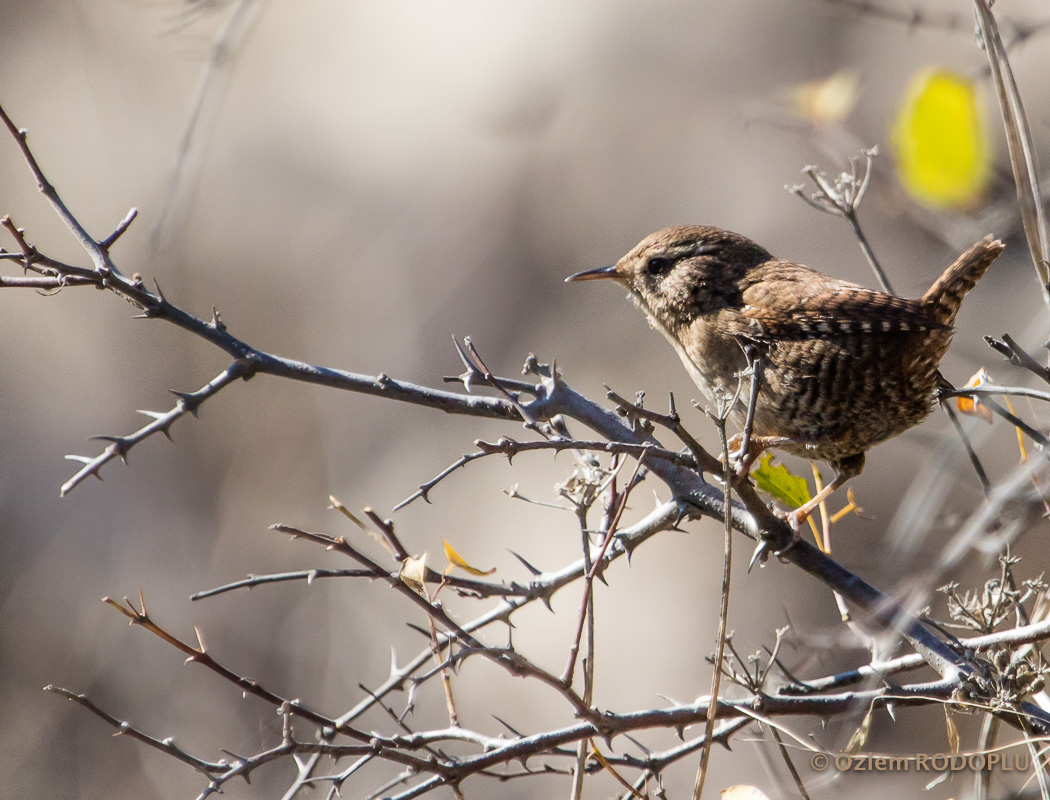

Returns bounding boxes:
[2,0,1049,797]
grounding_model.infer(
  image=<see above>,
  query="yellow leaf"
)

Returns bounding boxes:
[750,454,811,510]
[1003,395,1029,462]
[892,68,990,209]
[442,539,496,577]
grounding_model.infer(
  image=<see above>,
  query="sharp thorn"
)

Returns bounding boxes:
[507,549,542,576]
[748,541,770,573]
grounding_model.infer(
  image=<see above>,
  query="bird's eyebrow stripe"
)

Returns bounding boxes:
[643,243,718,260]
[683,242,720,257]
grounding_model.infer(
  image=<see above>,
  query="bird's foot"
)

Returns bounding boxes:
[727,433,763,478]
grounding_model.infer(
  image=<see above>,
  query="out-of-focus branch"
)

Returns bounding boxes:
[814,0,1050,46]
[785,618,1050,694]
[974,0,1050,305]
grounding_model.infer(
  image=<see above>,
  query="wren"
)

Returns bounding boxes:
[568,225,1004,525]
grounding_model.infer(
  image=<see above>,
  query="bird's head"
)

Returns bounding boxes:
[566,225,771,328]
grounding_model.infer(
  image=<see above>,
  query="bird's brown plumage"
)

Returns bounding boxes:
[568,225,1004,521]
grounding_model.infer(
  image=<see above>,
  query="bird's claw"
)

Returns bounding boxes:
[769,506,804,555]
[783,507,805,534]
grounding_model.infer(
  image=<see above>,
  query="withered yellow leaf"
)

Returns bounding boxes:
[442,538,496,577]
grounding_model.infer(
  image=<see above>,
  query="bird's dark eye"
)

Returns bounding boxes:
[646,256,673,276]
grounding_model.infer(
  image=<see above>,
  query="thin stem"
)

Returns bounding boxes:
[738,349,763,467]
[975,689,1001,799]
[770,726,812,800]
[569,481,596,800]
[846,210,894,294]
[692,413,735,800]
[941,400,993,495]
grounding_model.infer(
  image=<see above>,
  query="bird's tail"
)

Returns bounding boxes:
[921,235,1004,327]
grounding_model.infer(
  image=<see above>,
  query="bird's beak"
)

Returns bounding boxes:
[564,264,620,283]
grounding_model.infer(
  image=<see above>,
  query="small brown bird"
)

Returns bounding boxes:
[567,225,1003,525]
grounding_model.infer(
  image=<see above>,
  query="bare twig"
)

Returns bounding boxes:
[946,384,1050,406]
[0,105,124,278]
[61,361,255,496]
[101,590,368,738]
[981,396,1049,450]
[941,399,993,495]
[984,334,1050,384]
[445,335,541,395]
[788,148,894,294]
[190,567,374,599]
[561,453,646,686]
[44,686,226,774]
[769,726,812,800]
[737,347,763,468]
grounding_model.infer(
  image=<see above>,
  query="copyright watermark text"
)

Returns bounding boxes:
[810,752,1030,773]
